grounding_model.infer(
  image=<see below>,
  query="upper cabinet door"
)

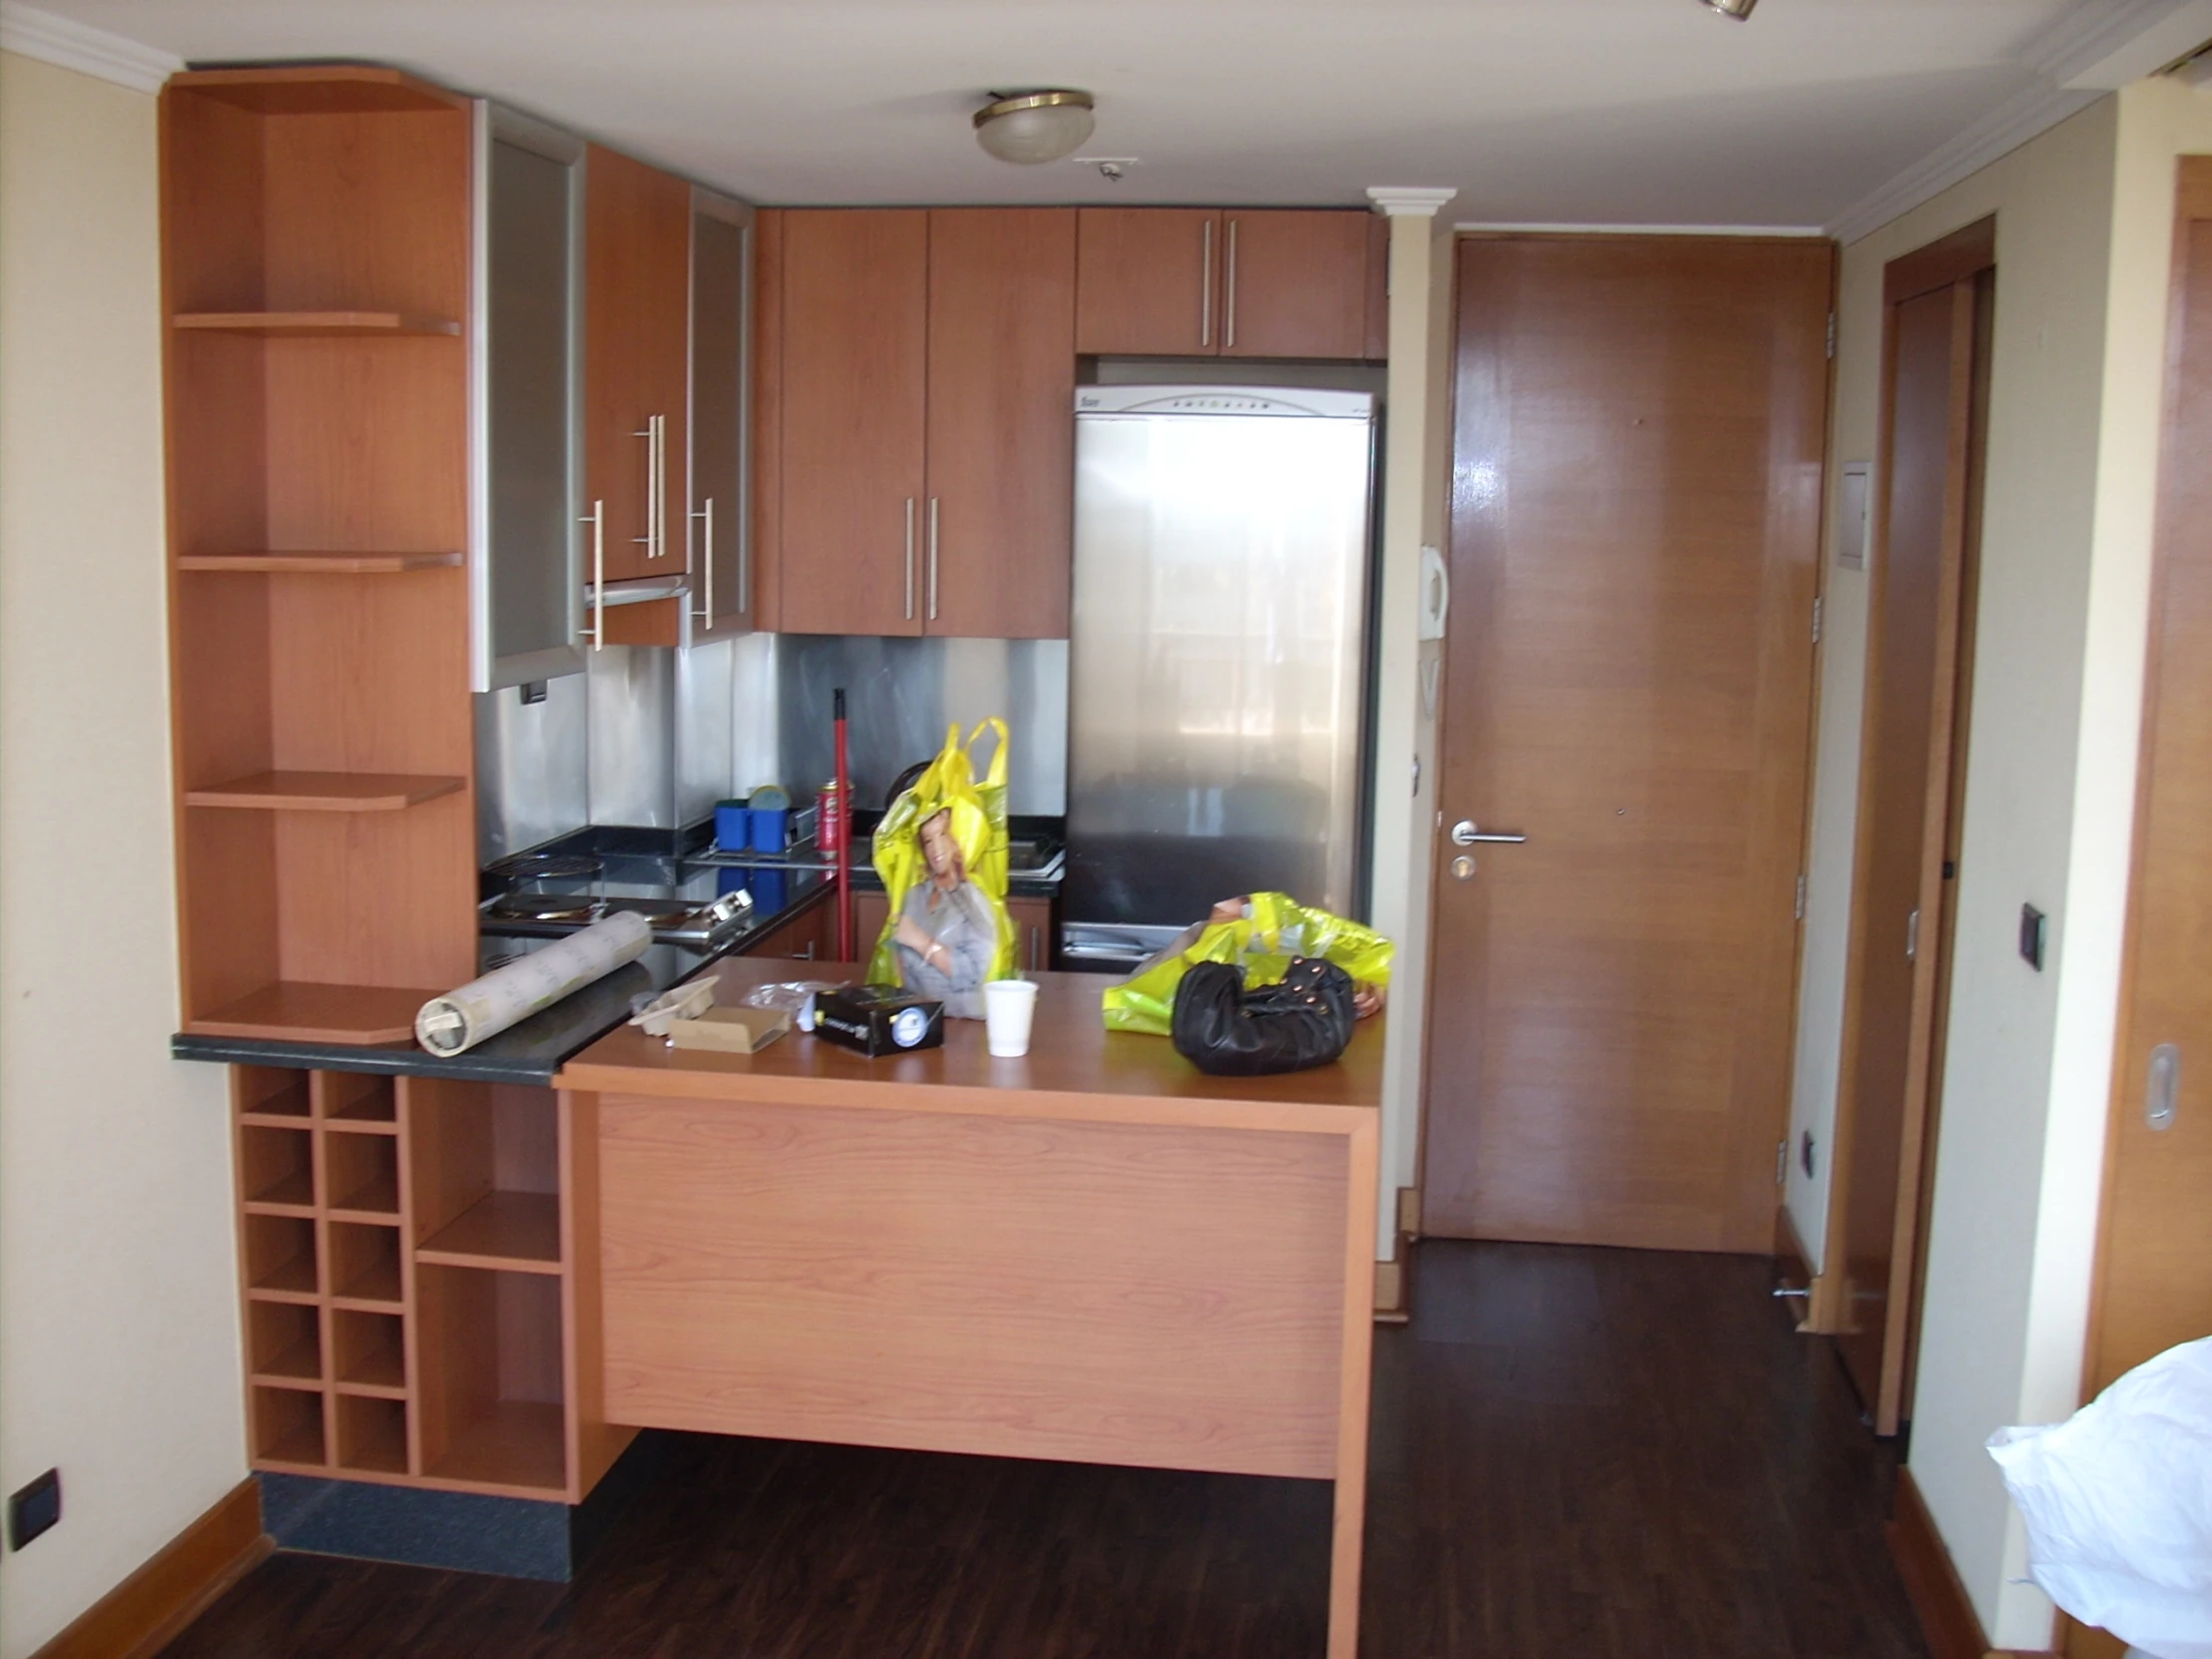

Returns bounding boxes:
[688,197,751,635]
[777,210,929,636]
[1221,210,1379,360]
[925,210,1076,640]
[584,146,691,586]
[1074,209,1221,356]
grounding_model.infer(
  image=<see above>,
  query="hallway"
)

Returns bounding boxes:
[162,1243,1931,1658]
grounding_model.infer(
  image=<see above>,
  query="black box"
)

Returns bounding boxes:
[812,984,944,1057]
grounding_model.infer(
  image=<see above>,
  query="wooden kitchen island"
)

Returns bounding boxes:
[557,956,1381,1659]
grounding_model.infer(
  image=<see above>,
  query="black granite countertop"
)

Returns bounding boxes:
[170,869,834,1088]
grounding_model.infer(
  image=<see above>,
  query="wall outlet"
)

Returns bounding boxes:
[2020,903,2047,971]
[7,1468,59,1550]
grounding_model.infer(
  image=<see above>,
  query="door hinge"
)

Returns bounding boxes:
[1794,873,1807,920]
[1812,595,1823,643]
[1776,1138,1788,1186]
[1826,311,1837,359]
[1906,906,1921,960]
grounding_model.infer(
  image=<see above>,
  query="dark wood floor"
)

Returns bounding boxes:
[164,1242,1930,1658]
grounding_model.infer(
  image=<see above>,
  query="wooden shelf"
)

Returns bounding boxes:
[416,1192,561,1274]
[255,1426,328,1472]
[247,1258,319,1301]
[336,1397,410,1474]
[174,310,460,336]
[332,1256,402,1309]
[423,1400,565,1494]
[253,1338,323,1385]
[186,772,464,813]
[244,1171,314,1213]
[179,550,463,574]
[330,1176,399,1222]
[335,1346,406,1395]
[187,983,438,1046]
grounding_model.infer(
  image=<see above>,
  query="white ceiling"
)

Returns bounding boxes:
[21,0,2212,229]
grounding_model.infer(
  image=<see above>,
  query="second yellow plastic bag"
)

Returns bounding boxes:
[1101,892,1394,1036]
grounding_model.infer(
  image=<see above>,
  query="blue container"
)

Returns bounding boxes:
[748,867,787,913]
[714,800,751,852]
[750,807,790,854]
[716,865,750,898]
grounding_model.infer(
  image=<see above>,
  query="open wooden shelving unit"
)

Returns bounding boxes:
[162,65,479,1046]
[230,1065,625,1501]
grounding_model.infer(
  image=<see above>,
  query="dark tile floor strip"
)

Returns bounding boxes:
[161,1241,1931,1658]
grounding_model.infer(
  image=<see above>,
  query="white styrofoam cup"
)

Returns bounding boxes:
[984,978,1040,1057]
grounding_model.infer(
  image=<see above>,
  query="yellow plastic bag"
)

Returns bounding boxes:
[1101,891,1394,1035]
[867,719,1015,1015]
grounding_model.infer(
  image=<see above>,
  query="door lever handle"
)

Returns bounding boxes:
[1450,821,1526,846]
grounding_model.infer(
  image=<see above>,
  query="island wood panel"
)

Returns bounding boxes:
[561,1087,635,1501]
[1075,208,1220,355]
[778,210,929,635]
[1221,210,1376,360]
[598,1096,1349,1478]
[585,146,692,585]
[924,209,1076,639]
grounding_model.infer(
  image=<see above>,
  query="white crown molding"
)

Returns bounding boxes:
[2024,0,2212,88]
[1452,221,1822,238]
[0,2,180,93]
[1824,79,2101,247]
[1366,187,1456,219]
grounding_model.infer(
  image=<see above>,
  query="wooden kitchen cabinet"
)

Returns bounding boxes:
[776,210,929,636]
[1075,207,1384,361]
[926,210,1075,638]
[766,209,1074,639]
[1074,209,1221,355]
[584,146,691,587]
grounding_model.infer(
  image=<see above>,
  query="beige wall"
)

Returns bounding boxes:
[1790,80,2212,1648]
[0,50,246,1656]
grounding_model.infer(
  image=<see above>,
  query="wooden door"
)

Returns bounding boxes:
[923,209,1076,639]
[1419,236,1830,1253]
[2075,165,2212,1595]
[1829,223,1993,1434]
[688,200,749,632]
[777,210,927,636]
[584,147,690,584]
[1221,211,1377,360]
[1074,209,1221,356]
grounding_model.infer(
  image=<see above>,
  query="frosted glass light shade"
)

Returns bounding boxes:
[973,91,1096,164]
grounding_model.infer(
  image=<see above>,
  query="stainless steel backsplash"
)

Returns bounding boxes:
[774,635,1068,818]
[476,631,1066,863]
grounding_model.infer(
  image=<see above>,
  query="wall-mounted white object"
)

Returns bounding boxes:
[1418,542,1451,640]
[1837,460,1873,570]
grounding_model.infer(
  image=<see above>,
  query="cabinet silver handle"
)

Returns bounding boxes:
[903,497,915,620]
[1225,218,1239,349]
[1028,924,1042,971]
[632,414,667,558]
[1450,820,1525,845]
[581,499,605,651]
[1200,219,1213,348]
[2148,1042,2179,1131]
[691,496,715,627]
[927,497,939,622]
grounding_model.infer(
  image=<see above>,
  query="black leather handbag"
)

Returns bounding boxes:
[1170,957,1358,1076]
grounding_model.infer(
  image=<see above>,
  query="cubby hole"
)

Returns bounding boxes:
[415,1265,564,1493]
[408,1080,560,1272]
[334,1394,410,1476]
[244,1213,318,1299]
[325,1131,400,1218]
[239,1123,313,1210]
[332,1309,406,1393]
[329,1222,403,1307]
[248,1299,322,1383]
[320,1070,397,1128]
[236,1064,310,1121]
[251,1384,326,1469]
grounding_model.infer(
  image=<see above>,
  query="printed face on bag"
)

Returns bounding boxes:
[920,810,962,886]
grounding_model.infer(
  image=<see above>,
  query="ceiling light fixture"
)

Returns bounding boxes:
[974,90,1096,164]
[1701,0,1757,16]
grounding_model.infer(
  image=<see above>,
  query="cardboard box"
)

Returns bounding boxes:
[667,1006,791,1054]
[812,984,944,1057]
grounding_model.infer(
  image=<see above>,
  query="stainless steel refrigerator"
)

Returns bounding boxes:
[1063,385,1378,967]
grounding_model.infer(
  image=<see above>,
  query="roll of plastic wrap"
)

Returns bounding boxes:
[415,910,653,1056]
